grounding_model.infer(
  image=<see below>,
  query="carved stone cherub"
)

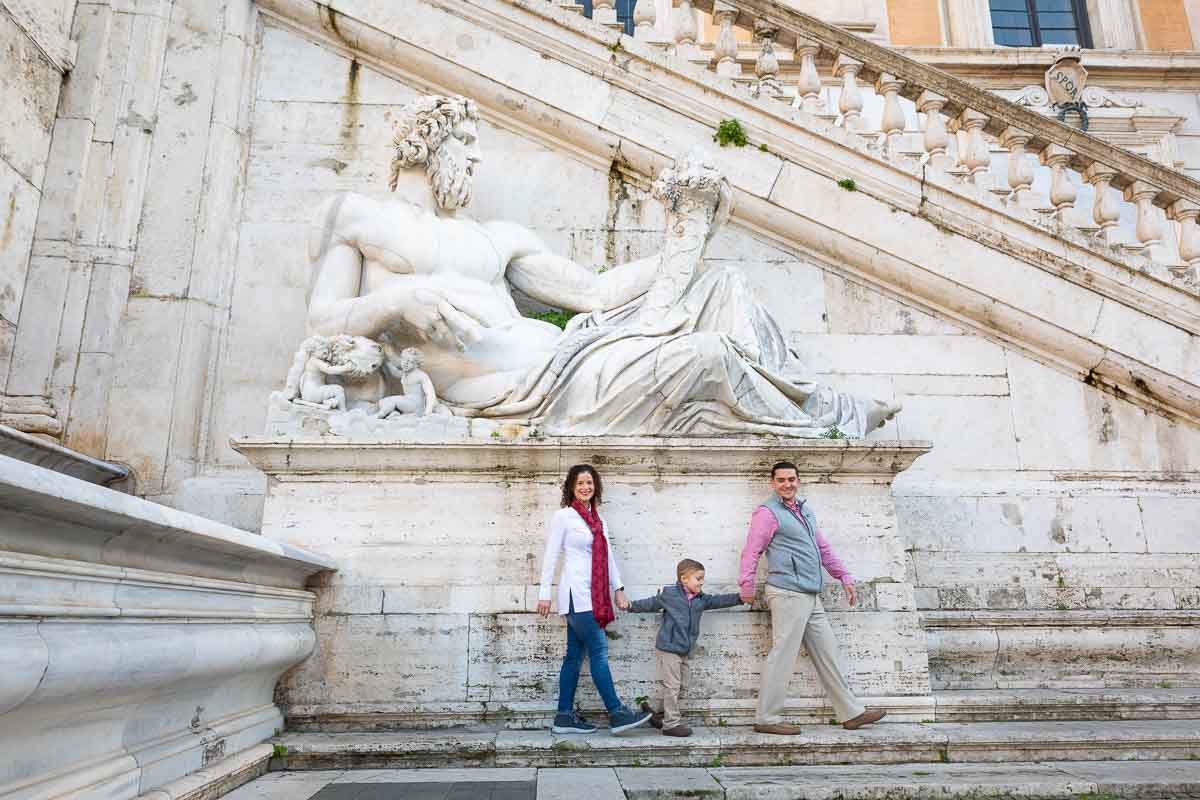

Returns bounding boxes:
[282,334,384,411]
[377,347,445,417]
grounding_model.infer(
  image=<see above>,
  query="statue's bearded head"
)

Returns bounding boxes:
[389,95,482,211]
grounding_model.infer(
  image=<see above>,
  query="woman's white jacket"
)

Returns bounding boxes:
[537,505,624,616]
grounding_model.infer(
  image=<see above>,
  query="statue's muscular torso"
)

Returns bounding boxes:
[308,193,561,403]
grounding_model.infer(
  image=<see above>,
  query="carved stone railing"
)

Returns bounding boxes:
[553,0,1200,284]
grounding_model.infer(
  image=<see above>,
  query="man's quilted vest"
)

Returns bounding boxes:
[761,494,823,594]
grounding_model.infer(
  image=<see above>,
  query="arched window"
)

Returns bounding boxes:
[989,0,1093,48]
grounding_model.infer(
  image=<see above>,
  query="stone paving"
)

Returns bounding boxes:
[223,761,1200,799]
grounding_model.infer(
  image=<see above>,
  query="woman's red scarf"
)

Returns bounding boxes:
[571,499,614,628]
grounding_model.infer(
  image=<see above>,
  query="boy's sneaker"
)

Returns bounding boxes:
[662,724,693,737]
[552,710,596,734]
[640,701,664,730]
[608,705,652,734]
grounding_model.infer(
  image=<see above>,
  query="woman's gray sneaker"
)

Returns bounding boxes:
[608,705,652,734]
[552,711,596,734]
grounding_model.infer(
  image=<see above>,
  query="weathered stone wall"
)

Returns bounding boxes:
[0,1,71,416]
[0,0,258,497]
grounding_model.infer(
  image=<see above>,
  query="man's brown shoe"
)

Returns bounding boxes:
[640,702,664,730]
[753,723,803,735]
[842,709,886,730]
[662,725,693,737]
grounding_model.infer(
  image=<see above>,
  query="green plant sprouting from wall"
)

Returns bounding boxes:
[713,118,748,147]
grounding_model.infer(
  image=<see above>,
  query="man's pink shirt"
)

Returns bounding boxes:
[738,500,854,596]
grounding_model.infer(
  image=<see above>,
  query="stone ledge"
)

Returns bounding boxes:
[284,689,1200,730]
[0,423,130,487]
[0,551,316,621]
[232,437,933,482]
[271,719,1200,770]
[934,689,1200,722]
[283,696,937,732]
[136,743,272,800]
[924,610,1200,627]
[0,454,335,588]
[896,46,1200,87]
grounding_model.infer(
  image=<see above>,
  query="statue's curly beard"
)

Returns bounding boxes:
[428,147,473,211]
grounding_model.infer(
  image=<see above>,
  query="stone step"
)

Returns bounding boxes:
[676,761,1200,799]
[934,687,1200,722]
[272,719,1200,770]
[224,761,1200,799]
[286,689,1200,731]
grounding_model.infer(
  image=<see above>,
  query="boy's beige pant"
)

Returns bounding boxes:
[756,584,865,725]
[654,650,688,729]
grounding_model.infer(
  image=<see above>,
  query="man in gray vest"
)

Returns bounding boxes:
[738,460,886,735]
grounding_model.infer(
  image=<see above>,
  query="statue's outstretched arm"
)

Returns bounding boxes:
[492,222,660,313]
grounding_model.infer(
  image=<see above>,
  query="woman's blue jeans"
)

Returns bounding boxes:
[557,595,622,714]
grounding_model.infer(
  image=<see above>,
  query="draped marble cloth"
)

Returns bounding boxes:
[450,264,878,438]
[448,154,887,438]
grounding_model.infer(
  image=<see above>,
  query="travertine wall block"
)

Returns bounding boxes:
[0,9,61,189]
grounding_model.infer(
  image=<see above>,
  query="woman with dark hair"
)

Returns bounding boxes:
[536,464,652,735]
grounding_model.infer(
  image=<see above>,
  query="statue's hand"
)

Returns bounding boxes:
[395,288,485,352]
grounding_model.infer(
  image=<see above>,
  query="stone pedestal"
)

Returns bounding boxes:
[234,436,934,729]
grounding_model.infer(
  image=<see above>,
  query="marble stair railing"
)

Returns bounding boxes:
[552,0,1200,286]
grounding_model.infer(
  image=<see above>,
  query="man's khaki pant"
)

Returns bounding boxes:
[756,584,865,725]
[654,650,688,729]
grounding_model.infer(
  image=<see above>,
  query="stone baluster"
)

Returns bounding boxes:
[1169,201,1200,262]
[956,108,992,188]
[875,73,906,160]
[999,127,1036,207]
[672,0,703,61]
[945,120,969,180]
[793,37,823,114]
[593,0,619,27]
[1039,144,1079,222]
[1123,180,1168,260]
[1082,164,1123,244]
[1168,200,1200,283]
[633,0,657,41]
[916,91,952,172]
[834,55,864,131]
[1165,201,1200,284]
[751,19,783,98]
[712,2,740,77]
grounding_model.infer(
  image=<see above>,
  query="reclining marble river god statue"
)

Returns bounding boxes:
[297,93,900,437]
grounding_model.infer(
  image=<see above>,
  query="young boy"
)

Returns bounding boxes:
[625,559,744,737]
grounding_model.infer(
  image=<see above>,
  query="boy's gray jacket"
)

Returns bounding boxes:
[628,582,743,655]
